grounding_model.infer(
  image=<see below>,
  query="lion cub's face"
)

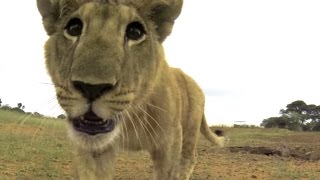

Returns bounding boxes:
[38,0,182,150]
[43,2,162,147]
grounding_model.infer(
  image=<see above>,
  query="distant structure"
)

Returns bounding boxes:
[234,121,246,128]
[234,121,246,124]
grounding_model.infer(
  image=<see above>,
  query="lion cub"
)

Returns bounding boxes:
[37,0,225,179]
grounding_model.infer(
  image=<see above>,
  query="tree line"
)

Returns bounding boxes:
[261,100,320,131]
[0,98,66,119]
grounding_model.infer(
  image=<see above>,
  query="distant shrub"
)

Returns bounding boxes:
[11,107,25,114]
[33,112,44,117]
[0,106,25,114]
[288,123,303,132]
[233,124,260,128]
[57,114,67,119]
[312,123,320,131]
[0,105,12,111]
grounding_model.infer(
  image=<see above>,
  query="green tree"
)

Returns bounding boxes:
[313,122,320,131]
[0,98,2,106]
[261,117,278,128]
[306,104,320,122]
[262,100,320,131]
[261,116,291,129]
[284,100,308,114]
[276,116,291,128]
[281,100,309,125]
[303,121,317,131]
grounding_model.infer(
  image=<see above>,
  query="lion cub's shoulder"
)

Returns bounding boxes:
[169,67,204,98]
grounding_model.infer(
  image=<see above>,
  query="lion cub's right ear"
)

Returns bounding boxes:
[37,0,78,35]
[37,0,60,35]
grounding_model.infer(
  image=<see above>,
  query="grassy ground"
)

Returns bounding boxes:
[0,109,73,179]
[1,109,320,180]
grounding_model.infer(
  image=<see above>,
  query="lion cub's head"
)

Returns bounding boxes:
[37,0,182,149]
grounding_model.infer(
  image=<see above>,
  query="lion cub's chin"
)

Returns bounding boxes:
[67,124,121,152]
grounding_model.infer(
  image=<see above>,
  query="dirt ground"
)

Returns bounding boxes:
[1,117,320,180]
[113,129,320,180]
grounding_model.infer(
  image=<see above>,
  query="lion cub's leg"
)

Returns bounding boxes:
[179,139,198,180]
[150,130,182,180]
[179,118,202,180]
[151,148,181,180]
[75,148,115,180]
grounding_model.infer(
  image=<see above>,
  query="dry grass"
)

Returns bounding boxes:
[1,109,320,179]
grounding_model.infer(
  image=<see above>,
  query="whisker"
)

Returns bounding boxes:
[124,109,142,150]
[146,102,167,113]
[37,82,55,86]
[116,115,126,150]
[130,107,151,146]
[31,116,46,143]
[120,113,130,152]
[131,105,160,148]
[140,113,161,147]
[17,96,57,126]
[17,113,33,126]
[137,105,168,140]
[48,102,61,114]
[49,116,60,140]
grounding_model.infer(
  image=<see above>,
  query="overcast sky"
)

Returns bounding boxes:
[0,1,320,126]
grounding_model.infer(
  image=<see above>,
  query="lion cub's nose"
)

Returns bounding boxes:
[72,81,114,102]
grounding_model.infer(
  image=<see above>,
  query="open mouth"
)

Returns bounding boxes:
[72,110,115,135]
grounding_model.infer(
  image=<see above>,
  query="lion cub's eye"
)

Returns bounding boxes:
[65,18,83,37]
[126,22,145,41]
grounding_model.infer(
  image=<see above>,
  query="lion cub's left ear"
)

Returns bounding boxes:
[141,0,183,42]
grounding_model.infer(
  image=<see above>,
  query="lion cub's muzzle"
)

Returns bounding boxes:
[72,110,115,135]
[71,81,116,135]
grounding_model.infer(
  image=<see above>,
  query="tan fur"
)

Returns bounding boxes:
[37,0,225,179]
